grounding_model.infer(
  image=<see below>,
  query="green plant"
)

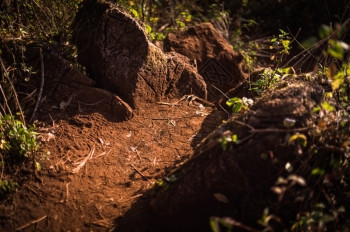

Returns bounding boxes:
[250,67,293,95]
[226,97,253,113]
[230,27,291,72]
[0,114,40,194]
[0,178,18,194]
[291,204,345,231]
[270,29,291,56]
[0,114,38,159]
[153,174,177,190]
[219,130,239,151]
[257,207,281,232]
[0,0,82,47]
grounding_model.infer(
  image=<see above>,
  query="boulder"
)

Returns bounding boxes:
[164,22,247,100]
[72,0,207,108]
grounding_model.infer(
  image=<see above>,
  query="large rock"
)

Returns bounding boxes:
[150,80,324,231]
[164,22,247,100]
[72,0,207,107]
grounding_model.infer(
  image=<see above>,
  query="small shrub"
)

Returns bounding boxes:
[0,114,38,160]
[0,114,39,195]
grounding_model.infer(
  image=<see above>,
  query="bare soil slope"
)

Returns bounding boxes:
[0,91,226,231]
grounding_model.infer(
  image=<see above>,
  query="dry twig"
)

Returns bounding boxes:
[16,215,47,231]
[118,193,143,203]
[29,48,45,124]
[72,146,95,174]
[65,182,70,202]
[129,164,152,184]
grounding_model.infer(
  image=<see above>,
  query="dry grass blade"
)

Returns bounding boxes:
[71,146,95,174]
[92,218,114,228]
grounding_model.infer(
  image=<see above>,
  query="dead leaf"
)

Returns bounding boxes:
[213,193,229,203]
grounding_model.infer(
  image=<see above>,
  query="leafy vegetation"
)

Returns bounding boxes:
[226,97,253,113]
[0,114,39,195]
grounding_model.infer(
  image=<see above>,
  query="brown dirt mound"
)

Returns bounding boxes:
[148,80,324,231]
[72,0,207,108]
[164,22,247,99]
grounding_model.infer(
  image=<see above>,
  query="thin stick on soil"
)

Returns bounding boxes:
[118,193,143,203]
[92,149,112,160]
[129,164,152,184]
[157,101,179,107]
[0,154,4,179]
[15,215,47,231]
[211,84,230,100]
[29,48,45,124]
[0,83,13,116]
[0,57,14,117]
[8,79,26,125]
[65,182,70,202]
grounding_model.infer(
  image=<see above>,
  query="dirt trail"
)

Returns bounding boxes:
[0,97,226,231]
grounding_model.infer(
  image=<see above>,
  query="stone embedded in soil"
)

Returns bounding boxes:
[150,81,323,231]
[164,22,248,100]
[43,53,133,121]
[72,1,207,108]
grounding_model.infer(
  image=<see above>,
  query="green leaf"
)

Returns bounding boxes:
[232,103,242,113]
[321,101,334,112]
[226,97,244,113]
[313,106,321,113]
[301,36,318,49]
[311,168,325,176]
[209,217,220,232]
[35,161,41,171]
[129,8,139,19]
[145,24,152,34]
[318,24,332,39]
[332,78,344,91]
[289,133,307,147]
[328,40,344,60]
[232,134,238,143]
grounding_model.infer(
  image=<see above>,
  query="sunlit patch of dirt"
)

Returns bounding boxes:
[0,96,225,231]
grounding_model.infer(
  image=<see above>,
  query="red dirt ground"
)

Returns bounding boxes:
[0,95,226,231]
